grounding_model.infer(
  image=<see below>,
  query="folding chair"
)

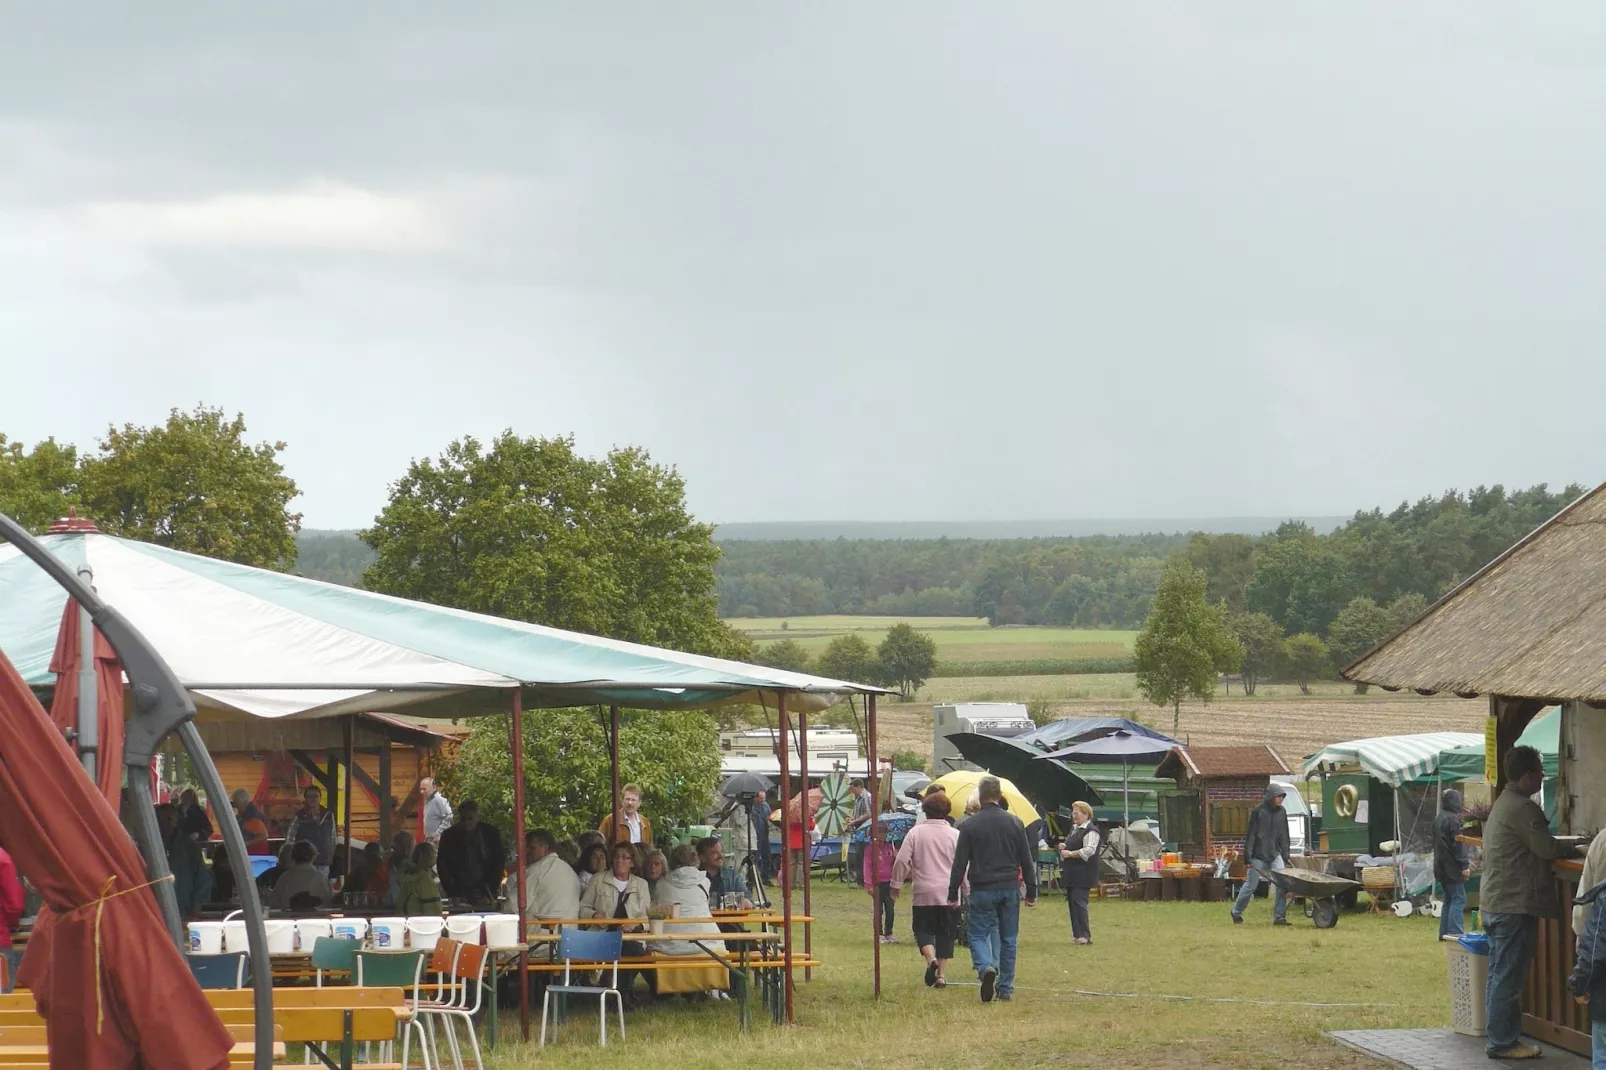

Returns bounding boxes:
[355,949,433,1069]
[539,927,624,1048]
[419,942,488,1070]
[186,951,249,990]
[310,936,359,988]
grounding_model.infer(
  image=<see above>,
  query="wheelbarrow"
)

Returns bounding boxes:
[1268,867,1364,928]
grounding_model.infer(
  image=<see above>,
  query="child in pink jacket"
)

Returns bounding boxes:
[863,808,900,943]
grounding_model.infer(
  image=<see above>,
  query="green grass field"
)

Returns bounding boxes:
[488,882,1446,1070]
[727,616,1137,663]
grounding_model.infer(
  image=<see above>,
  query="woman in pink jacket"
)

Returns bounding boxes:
[891,792,962,988]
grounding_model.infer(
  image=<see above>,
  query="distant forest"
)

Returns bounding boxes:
[294,484,1585,636]
[716,484,1586,630]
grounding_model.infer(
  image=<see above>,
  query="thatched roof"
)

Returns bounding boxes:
[1346,482,1606,701]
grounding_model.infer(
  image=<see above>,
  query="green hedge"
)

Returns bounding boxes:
[931,657,1135,678]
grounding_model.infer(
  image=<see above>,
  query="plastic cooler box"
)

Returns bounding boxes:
[1447,932,1490,1036]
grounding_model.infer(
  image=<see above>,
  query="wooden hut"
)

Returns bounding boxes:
[1154,745,1289,864]
[1345,481,1606,1057]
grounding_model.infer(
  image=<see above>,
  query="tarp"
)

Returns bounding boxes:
[1299,732,1484,788]
[0,532,886,720]
[47,599,124,806]
[1015,717,1179,750]
[0,647,234,1069]
[1429,707,1560,784]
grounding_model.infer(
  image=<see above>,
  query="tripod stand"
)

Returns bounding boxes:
[712,796,771,908]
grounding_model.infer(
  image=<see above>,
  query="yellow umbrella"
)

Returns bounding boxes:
[929,770,1036,818]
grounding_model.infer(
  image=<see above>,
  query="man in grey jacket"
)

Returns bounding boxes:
[1230,785,1292,926]
[1481,745,1582,1061]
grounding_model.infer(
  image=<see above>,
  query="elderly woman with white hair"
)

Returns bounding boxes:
[1057,801,1103,945]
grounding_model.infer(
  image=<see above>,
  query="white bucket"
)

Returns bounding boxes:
[330,917,369,942]
[406,916,446,948]
[369,917,407,949]
[263,920,296,955]
[482,913,520,948]
[188,921,225,955]
[223,919,248,953]
[446,915,484,945]
[296,918,333,951]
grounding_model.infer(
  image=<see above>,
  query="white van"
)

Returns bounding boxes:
[1270,779,1309,856]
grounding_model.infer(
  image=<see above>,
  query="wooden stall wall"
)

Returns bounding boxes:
[206,743,438,844]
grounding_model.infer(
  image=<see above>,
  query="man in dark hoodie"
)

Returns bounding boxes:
[1230,785,1292,926]
[1433,788,1471,940]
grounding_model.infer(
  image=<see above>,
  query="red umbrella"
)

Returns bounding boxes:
[0,647,233,1069]
[47,598,125,807]
[780,787,823,825]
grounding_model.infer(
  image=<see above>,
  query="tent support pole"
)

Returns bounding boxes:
[799,702,811,982]
[777,693,794,1024]
[610,705,621,845]
[511,688,530,1042]
[342,716,355,887]
[868,692,881,1000]
[76,581,98,782]
[377,739,392,847]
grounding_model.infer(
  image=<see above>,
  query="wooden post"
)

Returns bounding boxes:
[341,716,355,886]
[777,693,795,1024]
[325,752,339,851]
[799,701,812,982]
[511,688,530,1042]
[377,740,393,848]
[1492,695,1547,794]
[609,705,621,845]
[868,692,881,998]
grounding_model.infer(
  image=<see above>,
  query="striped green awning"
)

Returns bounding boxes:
[1299,732,1484,788]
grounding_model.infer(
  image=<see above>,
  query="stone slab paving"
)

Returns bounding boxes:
[1330,1028,1591,1068]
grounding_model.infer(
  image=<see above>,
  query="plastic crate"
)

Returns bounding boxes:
[1446,935,1489,1036]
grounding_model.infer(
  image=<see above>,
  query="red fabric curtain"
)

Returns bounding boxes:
[0,647,232,1070]
[47,599,125,808]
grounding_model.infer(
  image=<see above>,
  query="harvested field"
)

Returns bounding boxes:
[879,676,1483,768]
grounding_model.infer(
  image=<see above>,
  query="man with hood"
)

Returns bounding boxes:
[1230,785,1292,926]
[1434,787,1471,940]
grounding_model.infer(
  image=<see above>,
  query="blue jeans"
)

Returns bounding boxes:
[967,887,1021,996]
[1593,1019,1606,1070]
[1484,912,1538,1053]
[1439,881,1467,939]
[0,949,18,994]
[1231,859,1286,922]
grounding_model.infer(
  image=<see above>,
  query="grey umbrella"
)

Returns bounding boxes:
[1044,732,1177,879]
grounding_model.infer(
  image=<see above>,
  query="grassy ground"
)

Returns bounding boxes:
[486,883,1444,1069]
[727,616,1138,662]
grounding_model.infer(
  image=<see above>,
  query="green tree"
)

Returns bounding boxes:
[0,435,80,532]
[876,622,938,699]
[1227,611,1284,696]
[1244,534,1354,636]
[1180,532,1258,612]
[81,408,301,568]
[363,432,743,656]
[442,706,720,842]
[815,634,880,687]
[756,638,815,674]
[1327,597,1393,692]
[1384,592,1431,634]
[1281,633,1330,695]
[1133,562,1242,736]
[890,749,928,775]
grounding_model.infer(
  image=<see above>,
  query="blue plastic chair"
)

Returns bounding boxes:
[187,951,249,990]
[540,927,625,1048]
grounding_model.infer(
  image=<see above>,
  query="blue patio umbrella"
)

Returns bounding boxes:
[1045,732,1176,879]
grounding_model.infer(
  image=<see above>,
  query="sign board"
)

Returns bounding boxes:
[1485,715,1499,783]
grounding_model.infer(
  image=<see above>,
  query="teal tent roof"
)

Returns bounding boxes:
[1300,731,1484,788]
[0,532,888,720]
[1428,707,1560,784]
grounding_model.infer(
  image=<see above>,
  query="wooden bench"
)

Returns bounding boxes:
[0,1022,284,1067]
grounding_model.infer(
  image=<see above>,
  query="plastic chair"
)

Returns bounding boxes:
[434,942,489,1070]
[187,952,249,990]
[355,950,433,1069]
[415,939,465,1069]
[310,936,359,988]
[540,927,624,1048]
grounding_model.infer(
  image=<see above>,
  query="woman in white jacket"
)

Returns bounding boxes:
[651,844,728,996]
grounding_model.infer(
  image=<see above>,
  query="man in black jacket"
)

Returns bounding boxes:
[947,777,1037,1003]
[1230,785,1292,926]
[1433,788,1471,940]
[436,799,505,905]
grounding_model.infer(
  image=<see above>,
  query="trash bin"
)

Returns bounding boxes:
[1447,932,1490,1036]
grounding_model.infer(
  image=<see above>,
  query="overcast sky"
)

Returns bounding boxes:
[3,5,1602,530]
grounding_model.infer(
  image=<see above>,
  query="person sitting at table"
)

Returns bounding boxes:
[555,838,580,869]
[697,837,753,913]
[579,842,651,1008]
[256,842,295,895]
[345,842,386,901]
[436,799,505,906]
[383,831,414,907]
[271,841,333,911]
[398,842,444,916]
[157,803,211,918]
[230,789,272,856]
[574,842,609,893]
[506,828,581,925]
[642,848,669,899]
[651,844,729,999]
